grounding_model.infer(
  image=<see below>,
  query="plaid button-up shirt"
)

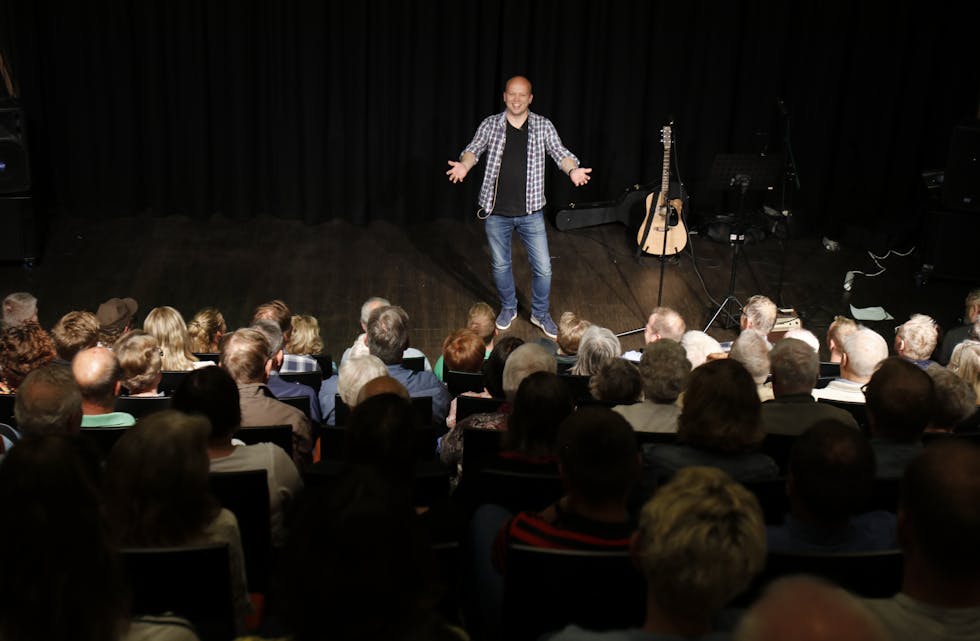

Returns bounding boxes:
[463,110,578,214]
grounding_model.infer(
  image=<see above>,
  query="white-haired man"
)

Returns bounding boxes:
[895,314,939,369]
[813,327,889,404]
[340,296,431,370]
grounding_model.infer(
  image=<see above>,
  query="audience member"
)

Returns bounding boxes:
[277,469,461,641]
[549,466,766,641]
[0,321,56,392]
[103,410,250,627]
[221,328,313,465]
[96,297,138,348]
[0,434,199,641]
[187,306,226,353]
[13,363,82,437]
[555,311,591,369]
[767,420,896,552]
[924,364,976,432]
[865,357,934,478]
[570,325,621,376]
[253,299,320,373]
[736,576,889,641]
[895,314,939,369]
[435,303,497,379]
[442,328,494,427]
[72,346,135,427]
[500,371,574,461]
[949,340,980,399]
[762,337,859,435]
[172,366,302,547]
[680,330,724,369]
[741,294,778,337]
[782,327,820,353]
[340,296,432,369]
[251,319,322,423]
[623,307,686,363]
[589,357,642,405]
[144,306,207,371]
[938,288,980,365]
[729,329,773,401]
[356,375,411,405]
[645,358,778,484]
[864,439,980,640]
[813,327,889,403]
[344,393,419,493]
[495,406,639,563]
[615,339,689,433]
[50,310,100,363]
[336,354,389,408]
[287,314,324,359]
[1,291,37,328]
[113,330,163,396]
[827,316,859,364]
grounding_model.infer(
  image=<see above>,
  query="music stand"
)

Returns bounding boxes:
[703,154,782,331]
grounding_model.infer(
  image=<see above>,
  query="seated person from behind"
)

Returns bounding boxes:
[623,306,685,362]
[143,306,209,371]
[762,337,859,436]
[72,346,135,428]
[12,364,83,438]
[741,294,778,341]
[340,296,432,370]
[171,366,303,548]
[547,466,767,641]
[589,358,642,406]
[187,306,227,354]
[813,327,889,404]
[894,314,939,370]
[680,330,724,369]
[767,419,896,553]
[50,310,100,365]
[0,321,56,394]
[865,357,934,479]
[494,406,640,571]
[826,316,859,364]
[286,314,325,364]
[551,311,591,371]
[442,329,493,429]
[729,330,773,402]
[644,358,779,484]
[570,326,621,378]
[435,302,497,380]
[336,354,389,413]
[614,339,690,433]
[923,365,976,433]
[253,299,320,374]
[251,319,322,424]
[864,439,980,641]
[113,330,163,396]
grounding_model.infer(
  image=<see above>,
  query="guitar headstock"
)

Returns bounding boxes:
[660,125,673,149]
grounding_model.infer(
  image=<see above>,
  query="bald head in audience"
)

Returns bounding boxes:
[644,306,686,344]
[71,346,123,415]
[840,327,888,385]
[736,576,889,641]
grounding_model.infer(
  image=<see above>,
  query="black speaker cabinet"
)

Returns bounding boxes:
[0,195,36,262]
[943,122,980,213]
[928,209,980,281]
[0,105,31,194]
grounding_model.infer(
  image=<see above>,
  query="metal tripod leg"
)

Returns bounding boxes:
[704,236,745,331]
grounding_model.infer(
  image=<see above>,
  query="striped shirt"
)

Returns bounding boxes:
[463,111,578,214]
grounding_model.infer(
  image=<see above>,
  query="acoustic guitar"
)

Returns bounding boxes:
[636,125,686,255]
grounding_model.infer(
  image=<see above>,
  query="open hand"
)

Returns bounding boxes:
[446,160,469,183]
[570,167,592,187]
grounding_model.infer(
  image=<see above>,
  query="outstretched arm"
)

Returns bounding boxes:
[446,151,478,183]
[560,156,592,187]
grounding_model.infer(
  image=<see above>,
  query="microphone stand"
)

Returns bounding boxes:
[773,99,801,307]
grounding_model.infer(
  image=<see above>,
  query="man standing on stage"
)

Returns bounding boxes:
[447,75,591,339]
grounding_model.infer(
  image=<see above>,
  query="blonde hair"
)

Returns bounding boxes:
[287,315,324,356]
[950,341,980,399]
[636,466,765,620]
[113,330,162,394]
[557,311,591,355]
[827,316,858,357]
[187,307,226,353]
[897,313,939,360]
[143,307,198,371]
[467,302,497,346]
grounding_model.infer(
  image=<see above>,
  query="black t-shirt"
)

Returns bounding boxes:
[492,119,529,216]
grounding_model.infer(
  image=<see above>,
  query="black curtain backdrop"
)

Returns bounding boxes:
[0,1,976,230]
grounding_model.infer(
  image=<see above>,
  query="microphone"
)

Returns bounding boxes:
[843,271,856,291]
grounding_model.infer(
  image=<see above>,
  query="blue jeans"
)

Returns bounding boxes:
[484,211,552,319]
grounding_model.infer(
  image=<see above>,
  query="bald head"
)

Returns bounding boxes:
[356,375,410,405]
[644,306,686,344]
[71,346,122,410]
[841,327,888,382]
[505,75,532,94]
[735,576,888,641]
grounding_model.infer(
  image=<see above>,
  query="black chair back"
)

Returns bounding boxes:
[313,353,333,375]
[335,394,433,427]
[445,369,486,396]
[819,362,841,378]
[736,549,904,607]
[503,545,645,641]
[633,431,677,447]
[158,370,190,395]
[209,469,272,593]
[760,433,797,475]
[456,395,505,422]
[462,427,504,473]
[114,395,172,419]
[817,398,868,433]
[0,393,15,426]
[121,544,236,641]
[741,477,790,525]
[79,427,129,459]
[278,371,322,390]
[472,467,563,514]
[278,395,312,420]
[193,352,221,363]
[303,459,451,506]
[402,355,425,372]
[235,424,292,458]
[559,374,594,402]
